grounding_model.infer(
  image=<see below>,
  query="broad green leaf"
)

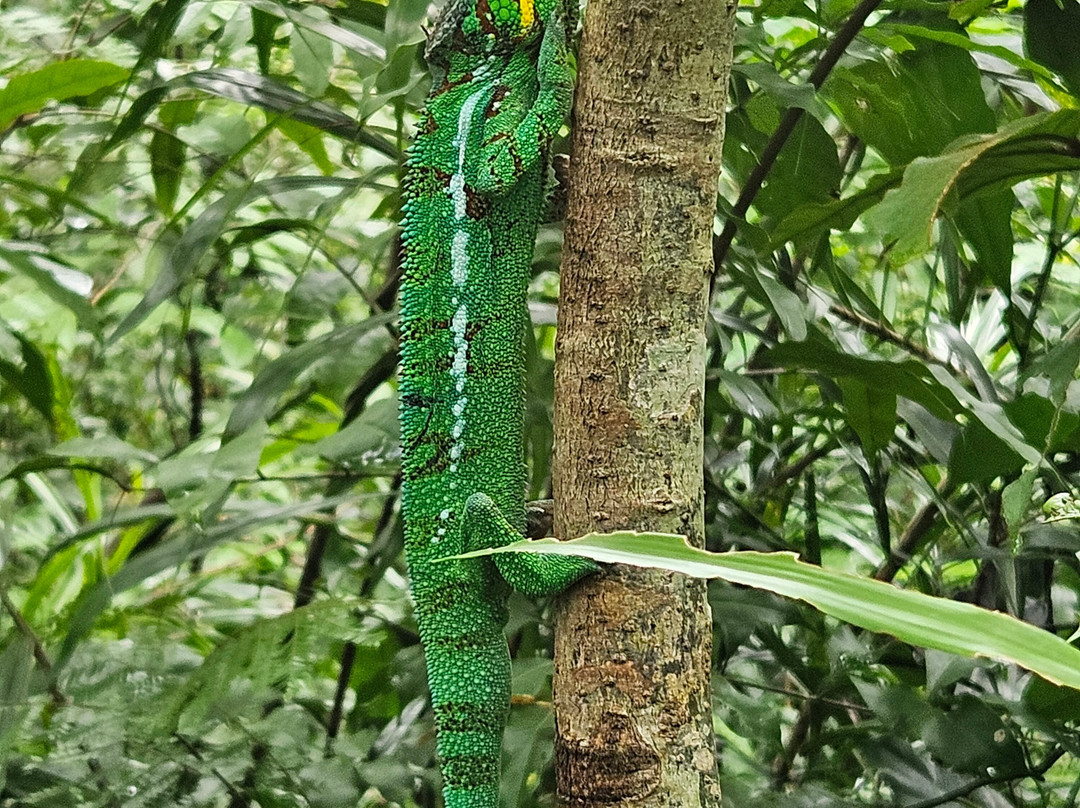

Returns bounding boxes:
[465,534,1080,691]
[289,9,334,97]
[756,272,806,340]
[731,63,830,121]
[276,117,334,174]
[769,169,902,248]
[754,115,841,224]
[310,396,401,474]
[54,493,355,671]
[0,331,53,426]
[922,696,1024,775]
[823,41,994,166]
[947,419,1025,484]
[0,243,97,329]
[177,68,397,155]
[885,23,1055,82]
[954,189,1014,291]
[149,129,185,215]
[0,59,128,130]
[0,636,34,772]
[1003,467,1037,539]
[51,435,159,464]
[242,0,385,60]
[865,112,1080,262]
[839,377,897,456]
[1025,0,1080,96]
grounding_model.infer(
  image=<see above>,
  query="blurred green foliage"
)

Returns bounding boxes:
[0,0,1079,805]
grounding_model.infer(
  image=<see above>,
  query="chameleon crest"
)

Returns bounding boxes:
[398,0,595,806]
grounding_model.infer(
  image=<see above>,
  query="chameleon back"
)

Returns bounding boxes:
[399,0,557,804]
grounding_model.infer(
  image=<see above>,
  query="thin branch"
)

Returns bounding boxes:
[325,640,357,747]
[873,478,955,583]
[723,675,871,714]
[897,746,1065,808]
[828,303,939,365]
[713,0,886,269]
[0,588,66,705]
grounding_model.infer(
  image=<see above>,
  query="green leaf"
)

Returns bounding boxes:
[0,331,53,426]
[309,396,400,474]
[731,63,830,121]
[757,272,806,340]
[289,8,334,97]
[464,534,1080,691]
[0,243,97,329]
[922,695,1025,775]
[0,59,128,130]
[176,68,397,156]
[276,118,333,174]
[54,493,354,671]
[839,377,897,456]
[0,636,34,772]
[1025,0,1080,96]
[754,115,841,222]
[864,112,1080,262]
[947,420,1025,484]
[50,435,159,464]
[885,23,1055,82]
[823,40,994,166]
[242,0,385,60]
[762,336,961,420]
[149,129,185,215]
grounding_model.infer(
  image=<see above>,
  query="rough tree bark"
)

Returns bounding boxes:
[550,0,736,804]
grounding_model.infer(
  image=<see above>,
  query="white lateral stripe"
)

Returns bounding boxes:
[440,79,489,526]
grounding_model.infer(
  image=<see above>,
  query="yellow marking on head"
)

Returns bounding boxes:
[519,0,534,32]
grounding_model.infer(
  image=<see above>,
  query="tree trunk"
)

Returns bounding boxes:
[550,0,735,804]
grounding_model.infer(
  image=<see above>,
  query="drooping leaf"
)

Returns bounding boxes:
[149,129,185,215]
[762,336,961,420]
[839,377,897,456]
[823,40,994,166]
[864,111,1080,262]
[224,313,395,440]
[463,534,1080,691]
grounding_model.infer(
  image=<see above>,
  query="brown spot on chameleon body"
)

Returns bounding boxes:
[484,85,511,118]
[465,186,491,219]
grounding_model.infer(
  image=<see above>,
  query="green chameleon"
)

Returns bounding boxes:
[398,0,597,804]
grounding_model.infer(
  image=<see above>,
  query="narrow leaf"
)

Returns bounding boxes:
[465,534,1080,691]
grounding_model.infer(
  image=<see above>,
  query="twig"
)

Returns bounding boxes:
[724,675,871,714]
[0,587,65,705]
[325,640,357,747]
[713,0,887,269]
[897,746,1065,808]
[828,303,939,365]
[873,478,955,583]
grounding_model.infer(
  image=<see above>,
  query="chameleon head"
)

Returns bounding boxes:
[431,0,561,56]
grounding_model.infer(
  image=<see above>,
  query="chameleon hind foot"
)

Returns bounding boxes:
[463,492,599,597]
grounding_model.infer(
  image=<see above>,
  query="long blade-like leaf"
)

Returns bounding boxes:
[462,533,1080,691]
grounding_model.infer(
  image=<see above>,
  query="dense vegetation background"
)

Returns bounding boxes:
[1,0,1080,805]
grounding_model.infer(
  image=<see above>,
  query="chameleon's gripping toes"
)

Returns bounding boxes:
[398,0,596,805]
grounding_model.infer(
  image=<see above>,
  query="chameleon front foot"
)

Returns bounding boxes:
[463,492,599,596]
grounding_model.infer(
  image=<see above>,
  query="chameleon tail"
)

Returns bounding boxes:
[423,583,511,808]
